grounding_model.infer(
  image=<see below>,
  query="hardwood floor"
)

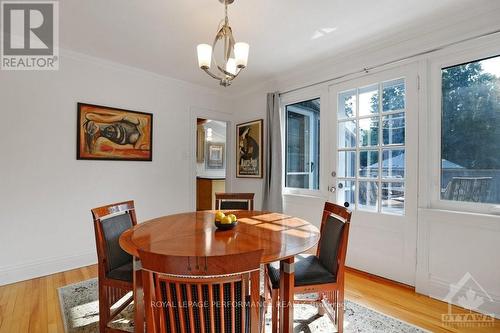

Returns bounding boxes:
[0,265,498,332]
[0,265,97,333]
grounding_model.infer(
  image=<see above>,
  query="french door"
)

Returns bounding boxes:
[328,65,418,285]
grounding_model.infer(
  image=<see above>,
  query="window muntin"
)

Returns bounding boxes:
[440,55,500,204]
[337,78,406,215]
[285,98,320,190]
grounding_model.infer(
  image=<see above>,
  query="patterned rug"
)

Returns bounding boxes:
[58,278,429,333]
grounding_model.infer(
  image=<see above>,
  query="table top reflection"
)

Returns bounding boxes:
[119,210,320,263]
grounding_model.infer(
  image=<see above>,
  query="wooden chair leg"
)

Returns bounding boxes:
[337,290,344,333]
[271,289,279,333]
[317,292,326,316]
[99,284,109,333]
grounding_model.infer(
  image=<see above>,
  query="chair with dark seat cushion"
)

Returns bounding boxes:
[215,192,255,210]
[265,202,352,333]
[138,249,265,333]
[92,201,137,333]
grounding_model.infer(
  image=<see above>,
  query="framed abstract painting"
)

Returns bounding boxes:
[236,119,263,178]
[77,103,153,161]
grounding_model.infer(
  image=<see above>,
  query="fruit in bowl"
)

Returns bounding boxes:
[214,211,238,230]
[221,215,233,224]
[215,211,226,222]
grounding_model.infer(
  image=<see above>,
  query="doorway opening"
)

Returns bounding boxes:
[196,118,227,210]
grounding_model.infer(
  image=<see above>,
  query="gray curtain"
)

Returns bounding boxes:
[262,92,283,212]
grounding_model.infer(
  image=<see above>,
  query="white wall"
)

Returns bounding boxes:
[230,88,269,210]
[230,15,500,317]
[0,51,231,285]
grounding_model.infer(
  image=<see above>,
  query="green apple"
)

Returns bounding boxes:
[221,216,233,224]
[215,211,225,222]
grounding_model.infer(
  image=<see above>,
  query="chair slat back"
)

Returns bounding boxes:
[215,193,255,211]
[91,201,137,274]
[317,202,352,280]
[139,249,263,333]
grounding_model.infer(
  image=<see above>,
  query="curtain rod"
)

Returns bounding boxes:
[279,29,500,96]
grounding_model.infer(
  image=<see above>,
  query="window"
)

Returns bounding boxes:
[441,55,500,204]
[337,78,407,215]
[285,98,320,190]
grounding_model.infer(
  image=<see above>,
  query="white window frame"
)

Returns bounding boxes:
[428,44,500,215]
[285,105,318,189]
[281,86,329,198]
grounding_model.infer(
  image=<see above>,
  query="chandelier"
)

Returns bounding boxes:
[196,0,249,87]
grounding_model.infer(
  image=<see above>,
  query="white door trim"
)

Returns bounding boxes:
[189,106,234,211]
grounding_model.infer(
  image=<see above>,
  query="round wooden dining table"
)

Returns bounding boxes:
[120,210,320,333]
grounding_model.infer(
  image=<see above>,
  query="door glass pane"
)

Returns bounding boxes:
[359,117,379,147]
[338,90,356,120]
[338,120,356,148]
[382,182,405,214]
[338,151,356,178]
[359,150,379,178]
[441,55,500,204]
[359,181,378,211]
[336,77,406,214]
[382,78,405,112]
[383,112,405,145]
[285,98,320,190]
[359,85,379,117]
[382,149,405,179]
[338,180,355,206]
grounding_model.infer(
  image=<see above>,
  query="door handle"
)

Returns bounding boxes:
[328,186,336,193]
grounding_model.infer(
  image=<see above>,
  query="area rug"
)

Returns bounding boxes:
[58,278,429,333]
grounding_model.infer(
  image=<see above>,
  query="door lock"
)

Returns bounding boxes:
[328,186,336,193]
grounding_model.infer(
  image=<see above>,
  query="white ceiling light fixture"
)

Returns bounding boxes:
[196,0,249,87]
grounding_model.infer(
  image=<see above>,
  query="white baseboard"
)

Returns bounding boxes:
[0,251,97,286]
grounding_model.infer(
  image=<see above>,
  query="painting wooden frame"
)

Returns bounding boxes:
[236,119,263,178]
[77,103,153,161]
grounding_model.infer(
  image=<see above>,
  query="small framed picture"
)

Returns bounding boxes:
[206,142,225,169]
[236,119,263,178]
[77,103,153,161]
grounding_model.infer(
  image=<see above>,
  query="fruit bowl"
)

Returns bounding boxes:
[215,220,238,230]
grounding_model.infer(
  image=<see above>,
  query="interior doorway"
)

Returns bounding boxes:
[196,118,227,210]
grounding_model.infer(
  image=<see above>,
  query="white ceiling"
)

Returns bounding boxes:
[60,0,498,92]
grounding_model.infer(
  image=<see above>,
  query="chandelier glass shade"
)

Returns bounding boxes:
[197,0,249,87]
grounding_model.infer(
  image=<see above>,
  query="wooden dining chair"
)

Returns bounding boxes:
[91,201,137,333]
[138,249,264,333]
[265,202,352,333]
[215,192,255,210]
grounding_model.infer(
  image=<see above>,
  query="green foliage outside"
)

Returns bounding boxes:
[441,60,500,169]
